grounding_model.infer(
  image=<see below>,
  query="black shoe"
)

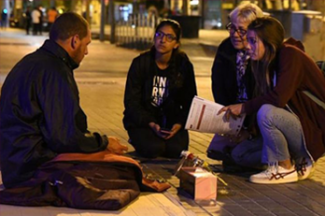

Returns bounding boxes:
[223,159,266,173]
[207,149,231,161]
[222,158,245,173]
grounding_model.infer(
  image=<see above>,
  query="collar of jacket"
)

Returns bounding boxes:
[40,39,79,70]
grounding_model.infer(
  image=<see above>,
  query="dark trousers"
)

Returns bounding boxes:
[26,21,31,35]
[0,20,7,28]
[32,23,41,35]
[47,22,53,31]
[127,127,189,159]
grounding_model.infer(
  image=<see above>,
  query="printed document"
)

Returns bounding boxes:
[185,96,246,136]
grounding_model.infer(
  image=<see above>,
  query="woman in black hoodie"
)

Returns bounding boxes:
[123,19,197,158]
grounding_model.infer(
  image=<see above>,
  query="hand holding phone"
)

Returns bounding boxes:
[160,128,171,136]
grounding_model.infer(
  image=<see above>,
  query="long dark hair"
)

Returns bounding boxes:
[248,17,284,96]
[152,19,184,88]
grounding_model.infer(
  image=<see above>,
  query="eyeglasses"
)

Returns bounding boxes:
[155,31,177,42]
[226,23,247,36]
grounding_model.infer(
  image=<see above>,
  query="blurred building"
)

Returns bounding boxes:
[1,0,324,59]
[2,0,324,30]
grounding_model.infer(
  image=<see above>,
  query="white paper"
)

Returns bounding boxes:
[185,96,246,136]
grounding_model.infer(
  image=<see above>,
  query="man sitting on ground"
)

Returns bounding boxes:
[0,12,127,189]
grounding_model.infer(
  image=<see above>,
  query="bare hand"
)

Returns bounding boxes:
[149,122,166,138]
[107,136,128,155]
[217,104,243,121]
[149,122,182,139]
[149,122,160,131]
[163,123,182,140]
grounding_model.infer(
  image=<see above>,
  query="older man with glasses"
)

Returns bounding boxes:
[207,2,267,172]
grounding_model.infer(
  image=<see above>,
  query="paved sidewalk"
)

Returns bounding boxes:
[1,28,325,216]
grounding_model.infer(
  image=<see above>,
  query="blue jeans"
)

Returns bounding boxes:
[257,104,310,164]
[208,133,264,169]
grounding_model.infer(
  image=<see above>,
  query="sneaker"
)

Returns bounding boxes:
[296,157,314,180]
[249,164,298,184]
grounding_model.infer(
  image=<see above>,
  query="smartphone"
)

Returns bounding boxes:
[160,128,171,135]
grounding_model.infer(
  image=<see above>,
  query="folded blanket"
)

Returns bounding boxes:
[0,151,170,210]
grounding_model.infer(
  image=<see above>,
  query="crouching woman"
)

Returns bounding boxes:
[219,17,325,184]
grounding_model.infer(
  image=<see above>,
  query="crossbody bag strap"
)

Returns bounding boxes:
[303,90,325,109]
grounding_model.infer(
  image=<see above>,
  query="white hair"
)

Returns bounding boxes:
[229,2,264,23]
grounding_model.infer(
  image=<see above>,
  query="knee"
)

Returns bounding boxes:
[230,147,243,165]
[165,139,189,159]
[208,134,237,152]
[165,148,185,159]
[136,144,165,158]
[230,145,262,168]
[257,104,276,126]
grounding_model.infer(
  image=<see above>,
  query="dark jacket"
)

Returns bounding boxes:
[211,37,255,105]
[243,39,325,161]
[0,40,108,188]
[123,49,197,130]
